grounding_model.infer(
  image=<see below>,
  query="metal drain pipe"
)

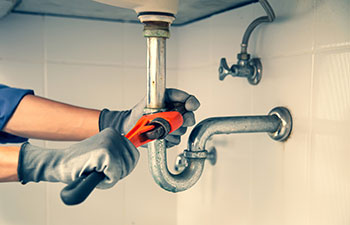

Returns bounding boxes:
[174,107,293,173]
[143,21,206,192]
[188,107,292,152]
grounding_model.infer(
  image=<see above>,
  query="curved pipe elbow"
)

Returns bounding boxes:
[151,115,280,192]
[147,140,205,192]
[259,0,275,21]
[241,0,275,51]
[149,107,292,193]
[188,115,281,152]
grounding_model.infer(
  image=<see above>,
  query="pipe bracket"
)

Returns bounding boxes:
[184,150,208,159]
[175,148,217,172]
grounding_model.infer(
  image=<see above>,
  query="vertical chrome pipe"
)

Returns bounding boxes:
[146,37,166,110]
[144,22,206,192]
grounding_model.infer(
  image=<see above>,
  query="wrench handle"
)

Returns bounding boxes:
[60,171,105,206]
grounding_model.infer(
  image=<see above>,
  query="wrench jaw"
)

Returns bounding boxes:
[146,117,172,140]
[125,111,183,148]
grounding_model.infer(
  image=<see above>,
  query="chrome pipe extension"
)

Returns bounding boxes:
[146,36,166,109]
[188,107,292,152]
[144,21,205,192]
[175,107,292,179]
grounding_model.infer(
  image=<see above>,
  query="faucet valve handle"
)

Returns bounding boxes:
[219,58,234,81]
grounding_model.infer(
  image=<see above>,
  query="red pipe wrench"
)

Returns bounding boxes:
[60,109,184,205]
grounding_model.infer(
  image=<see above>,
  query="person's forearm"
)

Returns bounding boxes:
[3,95,100,141]
[0,146,20,182]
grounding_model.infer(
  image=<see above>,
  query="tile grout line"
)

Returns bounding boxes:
[307,50,315,225]
[43,15,50,225]
[306,0,317,224]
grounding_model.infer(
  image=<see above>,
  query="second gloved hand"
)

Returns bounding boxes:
[99,88,200,148]
[17,128,139,189]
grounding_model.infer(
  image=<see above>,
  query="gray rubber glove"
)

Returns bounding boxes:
[99,88,200,148]
[17,128,139,189]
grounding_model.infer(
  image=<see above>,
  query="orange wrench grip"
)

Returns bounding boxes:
[125,111,183,148]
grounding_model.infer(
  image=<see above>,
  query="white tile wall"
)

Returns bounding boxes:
[254,0,315,58]
[310,49,350,225]
[0,61,44,96]
[0,0,349,224]
[0,60,46,225]
[177,19,214,69]
[45,17,124,66]
[0,183,47,225]
[46,63,125,109]
[176,0,350,225]
[122,23,146,68]
[314,0,350,49]
[0,14,44,62]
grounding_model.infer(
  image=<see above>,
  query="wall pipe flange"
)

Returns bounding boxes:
[248,58,262,85]
[206,147,217,166]
[268,107,293,142]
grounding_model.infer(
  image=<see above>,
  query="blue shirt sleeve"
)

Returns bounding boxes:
[0,84,34,144]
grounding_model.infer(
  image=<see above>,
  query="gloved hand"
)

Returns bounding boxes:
[99,88,200,148]
[17,128,139,189]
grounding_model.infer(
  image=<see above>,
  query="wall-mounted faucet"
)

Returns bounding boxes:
[219,55,262,85]
[219,0,275,85]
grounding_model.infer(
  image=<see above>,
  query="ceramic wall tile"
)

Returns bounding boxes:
[122,23,146,68]
[313,50,350,122]
[46,63,124,110]
[283,133,310,225]
[45,17,124,65]
[177,19,213,69]
[46,181,125,225]
[254,0,314,58]
[124,147,177,225]
[0,61,44,95]
[310,49,350,225]
[310,134,350,225]
[0,14,44,62]
[0,183,47,225]
[314,0,350,49]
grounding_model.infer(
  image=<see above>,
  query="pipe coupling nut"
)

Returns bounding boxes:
[143,22,170,38]
[143,29,170,38]
[183,150,208,159]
